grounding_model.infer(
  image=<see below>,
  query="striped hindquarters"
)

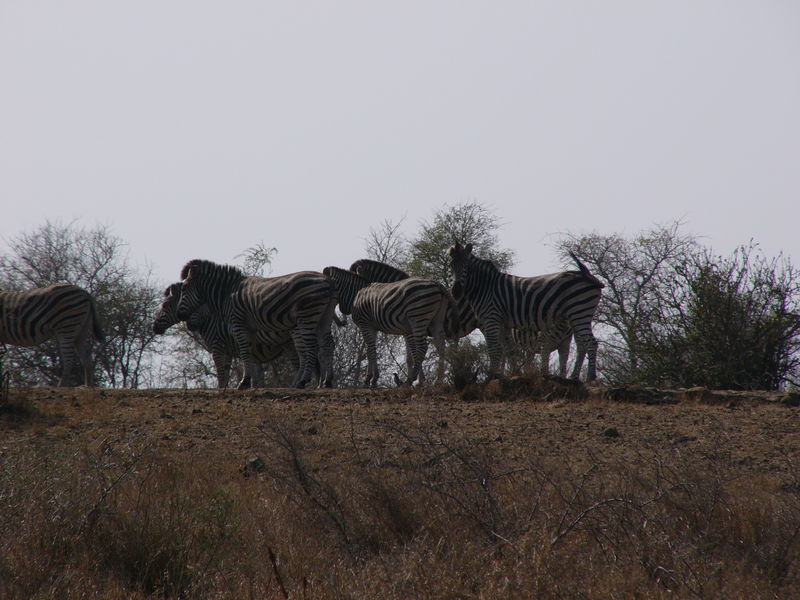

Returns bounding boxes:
[0,283,100,347]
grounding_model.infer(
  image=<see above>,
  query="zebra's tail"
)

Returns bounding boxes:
[569,252,605,289]
[90,296,106,343]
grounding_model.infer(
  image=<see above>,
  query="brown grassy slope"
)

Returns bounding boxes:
[2,381,800,599]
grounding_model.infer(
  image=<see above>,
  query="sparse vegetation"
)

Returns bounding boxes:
[2,385,799,599]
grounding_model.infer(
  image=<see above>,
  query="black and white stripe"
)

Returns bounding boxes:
[176,260,337,389]
[323,266,457,386]
[449,242,603,380]
[351,258,469,340]
[0,283,105,386]
[153,282,296,388]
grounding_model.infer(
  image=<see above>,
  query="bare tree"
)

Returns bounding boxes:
[0,220,163,388]
[363,217,410,267]
[407,201,514,284]
[555,222,800,389]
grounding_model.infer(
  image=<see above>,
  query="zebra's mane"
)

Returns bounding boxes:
[180,259,244,281]
[323,266,370,286]
[349,259,409,282]
[450,244,501,275]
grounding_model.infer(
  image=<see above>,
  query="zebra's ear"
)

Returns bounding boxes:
[464,243,473,255]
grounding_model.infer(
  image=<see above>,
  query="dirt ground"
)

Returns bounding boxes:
[4,380,800,483]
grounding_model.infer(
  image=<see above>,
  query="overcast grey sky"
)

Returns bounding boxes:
[2,1,798,284]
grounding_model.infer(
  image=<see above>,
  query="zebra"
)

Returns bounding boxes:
[350,258,467,339]
[448,242,603,380]
[0,283,105,386]
[351,258,573,377]
[153,282,297,388]
[323,266,458,386]
[176,260,337,389]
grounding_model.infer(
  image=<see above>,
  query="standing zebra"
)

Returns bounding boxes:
[153,282,297,388]
[351,258,572,376]
[449,242,603,380]
[0,283,105,386]
[176,260,337,389]
[350,258,469,339]
[323,266,458,386]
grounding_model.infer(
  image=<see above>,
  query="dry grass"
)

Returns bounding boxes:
[1,383,800,598]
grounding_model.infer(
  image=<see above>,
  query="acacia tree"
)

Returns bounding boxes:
[406,201,514,283]
[0,220,163,388]
[637,244,800,389]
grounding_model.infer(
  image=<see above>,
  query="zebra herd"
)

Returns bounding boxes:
[0,245,604,388]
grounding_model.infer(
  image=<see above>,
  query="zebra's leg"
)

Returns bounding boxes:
[294,328,319,388]
[212,350,232,388]
[538,336,555,377]
[75,328,94,386]
[569,339,587,380]
[556,335,572,378]
[289,329,308,387]
[361,327,379,387]
[250,361,265,387]
[570,328,598,381]
[231,323,254,389]
[407,332,429,385]
[400,336,415,386]
[56,334,78,387]
[481,322,506,379]
[432,335,446,384]
[317,326,335,388]
[585,335,599,381]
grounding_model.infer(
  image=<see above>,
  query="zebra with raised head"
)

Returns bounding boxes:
[0,283,105,386]
[153,282,297,388]
[323,266,459,386]
[176,260,337,389]
[449,242,603,380]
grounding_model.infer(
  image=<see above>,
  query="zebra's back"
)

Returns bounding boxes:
[233,270,336,331]
[353,278,449,334]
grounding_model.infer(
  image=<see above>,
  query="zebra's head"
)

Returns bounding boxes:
[153,283,183,334]
[177,259,244,320]
[177,260,205,320]
[448,242,474,296]
[323,266,369,315]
